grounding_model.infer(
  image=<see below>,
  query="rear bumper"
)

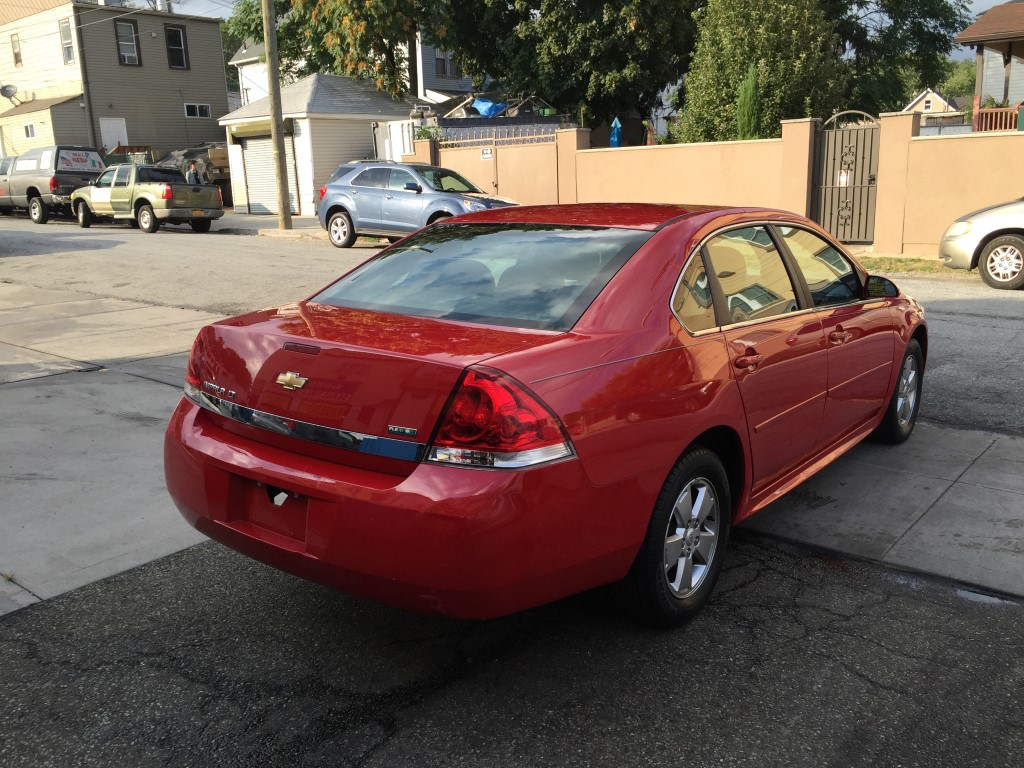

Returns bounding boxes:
[154,207,225,221]
[164,398,643,619]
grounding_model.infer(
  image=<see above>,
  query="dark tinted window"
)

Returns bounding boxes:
[705,226,798,324]
[140,166,186,183]
[352,168,389,188]
[313,224,652,331]
[775,226,861,307]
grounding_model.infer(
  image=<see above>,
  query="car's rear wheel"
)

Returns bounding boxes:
[189,219,212,233]
[872,339,924,444]
[978,235,1024,290]
[329,211,355,248]
[76,202,92,228]
[137,205,159,233]
[29,196,49,224]
[621,447,731,627]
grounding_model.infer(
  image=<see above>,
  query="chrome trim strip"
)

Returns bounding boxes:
[186,388,425,462]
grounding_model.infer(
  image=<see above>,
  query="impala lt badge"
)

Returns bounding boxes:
[276,371,308,390]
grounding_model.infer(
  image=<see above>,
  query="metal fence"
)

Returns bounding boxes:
[438,123,569,149]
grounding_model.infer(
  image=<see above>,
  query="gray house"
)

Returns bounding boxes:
[0,0,228,158]
[219,73,416,216]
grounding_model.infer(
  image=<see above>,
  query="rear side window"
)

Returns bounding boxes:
[704,226,798,324]
[775,226,861,307]
[351,168,389,188]
[313,224,652,331]
[140,166,186,183]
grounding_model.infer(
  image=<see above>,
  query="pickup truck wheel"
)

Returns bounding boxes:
[137,205,159,233]
[29,197,49,224]
[329,211,356,248]
[76,202,93,228]
[189,219,212,233]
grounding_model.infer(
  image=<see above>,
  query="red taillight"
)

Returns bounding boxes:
[184,334,203,396]
[318,185,327,202]
[428,367,573,468]
[161,183,173,200]
[217,185,223,204]
[49,176,58,192]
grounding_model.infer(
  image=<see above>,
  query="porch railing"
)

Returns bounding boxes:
[976,106,1021,132]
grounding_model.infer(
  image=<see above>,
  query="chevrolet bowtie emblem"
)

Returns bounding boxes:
[275,371,308,390]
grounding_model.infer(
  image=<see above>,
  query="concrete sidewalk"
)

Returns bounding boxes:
[215,209,328,240]
[1,282,1022,616]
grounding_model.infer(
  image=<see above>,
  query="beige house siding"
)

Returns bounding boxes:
[307,117,375,195]
[51,99,89,144]
[0,110,56,154]
[79,7,229,155]
[0,4,82,102]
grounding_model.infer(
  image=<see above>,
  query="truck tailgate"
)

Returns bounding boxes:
[169,184,220,209]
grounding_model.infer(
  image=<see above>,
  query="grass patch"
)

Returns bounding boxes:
[859,257,949,275]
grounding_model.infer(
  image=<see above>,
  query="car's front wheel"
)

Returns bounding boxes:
[979,235,1024,290]
[137,205,159,233]
[872,338,924,444]
[76,202,92,228]
[621,447,731,627]
[328,211,356,248]
[29,196,49,224]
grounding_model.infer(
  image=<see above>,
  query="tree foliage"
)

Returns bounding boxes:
[940,58,976,99]
[225,0,339,82]
[682,0,846,142]
[822,0,972,114]
[735,63,761,139]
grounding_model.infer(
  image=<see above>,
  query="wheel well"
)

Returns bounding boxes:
[26,187,40,200]
[911,325,928,368]
[326,204,350,220]
[134,198,150,213]
[971,229,1024,270]
[428,211,453,224]
[689,426,745,521]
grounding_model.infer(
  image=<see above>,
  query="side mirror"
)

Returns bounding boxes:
[89,179,96,186]
[865,275,899,299]
[404,182,422,193]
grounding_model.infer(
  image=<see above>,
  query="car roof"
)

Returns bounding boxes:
[447,202,744,231]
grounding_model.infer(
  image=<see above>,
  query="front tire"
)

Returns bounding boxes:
[76,202,93,228]
[978,235,1024,290]
[137,205,159,233]
[29,197,49,224]
[328,211,355,248]
[621,448,732,627]
[872,339,924,444]
[189,219,212,233]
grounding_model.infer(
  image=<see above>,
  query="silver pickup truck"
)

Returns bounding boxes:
[0,146,105,223]
[71,163,224,233]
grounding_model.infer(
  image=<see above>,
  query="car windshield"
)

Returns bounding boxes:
[418,167,482,194]
[312,224,652,331]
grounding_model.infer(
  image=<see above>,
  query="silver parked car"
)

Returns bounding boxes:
[939,198,1024,290]
[317,161,516,248]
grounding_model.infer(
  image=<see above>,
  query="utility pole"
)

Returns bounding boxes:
[261,0,292,229]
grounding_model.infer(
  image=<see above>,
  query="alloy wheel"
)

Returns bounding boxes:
[896,354,919,429]
[663,477,720,598]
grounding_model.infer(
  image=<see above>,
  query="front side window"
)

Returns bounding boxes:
[672,255,716,333]
[418,167,480,193]
[183,103,211,118]
[95,168,116,188]
[705,226,798,325]
[11,34,22,67]
[313,224,652,331]
[113,166,132,187]
[775,226,861,307]
[115,21,140,66]
[59,19,74,64]
[388,169,418,190]
[351,168,389,188]
[165,25,188,69]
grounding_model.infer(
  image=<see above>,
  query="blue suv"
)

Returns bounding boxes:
[317,161,517,248]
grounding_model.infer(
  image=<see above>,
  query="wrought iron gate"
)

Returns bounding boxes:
[812,111,879,243]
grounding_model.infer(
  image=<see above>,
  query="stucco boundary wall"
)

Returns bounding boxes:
[411,115,1023,256]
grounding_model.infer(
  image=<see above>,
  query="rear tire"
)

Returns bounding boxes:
[137,205,159,233]
[189,219,212,233]
[620,447,731,627]
[328,211,355,248]
[978,235,1024,290]
[29,196,49,224]
[872,339,923,444]
[76,202,93,228]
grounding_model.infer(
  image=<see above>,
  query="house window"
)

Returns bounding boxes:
[115,20,141,66]
[24,123,36,139]
[434,48,447,77]
[924,98,932,111]
[184,103,211,118]
[11,33,22,67]
[165,25,189,69]
[59,19,74,64]
[451,58,462,79]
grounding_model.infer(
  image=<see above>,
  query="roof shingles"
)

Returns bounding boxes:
[220,74,416,122]
[957,1,1024,45]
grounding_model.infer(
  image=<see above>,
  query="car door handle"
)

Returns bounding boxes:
[734,353,764,371]
[828,329,853,345]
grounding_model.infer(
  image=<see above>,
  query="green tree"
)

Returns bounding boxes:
[431,0,700,124]
[821,0,972,114]
[220,21,244,92]
[940,58,976,98]
[735,63,760,139]
[226,0,339,81]
[682,0,845,142]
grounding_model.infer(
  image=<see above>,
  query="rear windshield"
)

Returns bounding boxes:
[140,166,186,183]
[312,224,652,331]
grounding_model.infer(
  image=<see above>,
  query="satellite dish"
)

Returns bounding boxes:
[0,84,17,98]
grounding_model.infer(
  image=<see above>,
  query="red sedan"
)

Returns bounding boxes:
[165,204,926,626]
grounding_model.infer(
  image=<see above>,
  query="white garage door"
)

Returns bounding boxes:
[242,137,299,215]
